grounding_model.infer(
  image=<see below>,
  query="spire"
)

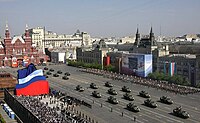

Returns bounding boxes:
[136,27,139,34]
[25,24,28,30]
[25,24,30,37]
[150,26,153,34]
[134,26,140,47]
[136,24,139,34]
[149,26,155,46]
[6,22,8,30]
[5,21,10,38]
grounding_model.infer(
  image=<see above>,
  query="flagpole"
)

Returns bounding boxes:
[43,26,45,54]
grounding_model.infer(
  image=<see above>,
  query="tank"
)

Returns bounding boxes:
[57,70,62,74]
[173,107,190,119]
[62,75,69,80]
[123,93,134,101]
[108,96,119,104]
[108,88,117,95]
[160,96,173,104]
[144,99,158,108]
[105,82,113,87]
[92,91,101,98]
[46,71,52,75]
[49,68,54,72]
[126,103,140,112]
[44,75,48,78]
[76,85,84,92]
[139,90,151,98]
[90,83,98,89]
[122,86,131,92]
[53,73,59,77]
[64,72,70,76]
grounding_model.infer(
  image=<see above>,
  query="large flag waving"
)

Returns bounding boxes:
[15,63,49,96]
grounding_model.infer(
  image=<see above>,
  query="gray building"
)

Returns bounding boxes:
[76,40,111,68]
[50,49,66,63]
[157,54,200,86]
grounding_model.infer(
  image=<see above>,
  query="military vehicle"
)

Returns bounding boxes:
[44,75,48,78]
[90,83,98,89]
[76,85,84,92]
[144,99,158,108]
[53,73,59,77]
[46,71,52,75]
[57,70,62,74]
[62,75,69,80]
[64,72,70,76]
[92,91,101,98]
[49,68,54,72]
[123,93,134,101]
[44,67,48,70]
[107,88,117,95]
[160,96,173,104]
[122,86,131,92]
[139,90,151,98]
[105,82,113,87]
[126,103,140,112]
[107,96,119,104]
[173,107,190,119]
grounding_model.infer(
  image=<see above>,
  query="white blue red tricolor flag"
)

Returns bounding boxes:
[15,63,49,96]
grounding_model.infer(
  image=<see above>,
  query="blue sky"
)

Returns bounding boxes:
[0,0,199,37]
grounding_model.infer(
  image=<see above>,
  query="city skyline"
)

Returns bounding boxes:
[0,0,200,37]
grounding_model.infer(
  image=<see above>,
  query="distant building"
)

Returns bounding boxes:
[76,39,111,69]
[107,51,124,73]
[157,54,200,86]
[29,28,92,51]
[50,49,66,63]
[120,36,135,44]
[132,27,157,54]
[29,27,44,49]
[0,24,43,67]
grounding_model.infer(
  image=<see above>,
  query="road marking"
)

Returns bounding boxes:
[142,119,148,122]
[166,119,174,123]
[189,97,195,100]
[145,112,151,115]
[115,108,121,111]
[164,107,171,110]
[155,115,162,118]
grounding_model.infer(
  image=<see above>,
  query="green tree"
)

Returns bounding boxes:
[104,65,115,72]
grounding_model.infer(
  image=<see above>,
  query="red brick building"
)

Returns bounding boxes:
[0,24,47,67]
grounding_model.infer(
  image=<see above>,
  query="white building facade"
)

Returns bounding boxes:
[29,28,92,50]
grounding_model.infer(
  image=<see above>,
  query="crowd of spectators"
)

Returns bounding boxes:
[14,89,92,123]
[80,68,200,95]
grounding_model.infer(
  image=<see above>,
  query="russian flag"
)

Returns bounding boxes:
[15,63,49,96]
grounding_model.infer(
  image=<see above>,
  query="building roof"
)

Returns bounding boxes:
[11,36,25,44]
[0,41,4,48]
[169,44,200,54]
[51,49,66,53]
[169,54,196,59]
[108,44,134,51]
